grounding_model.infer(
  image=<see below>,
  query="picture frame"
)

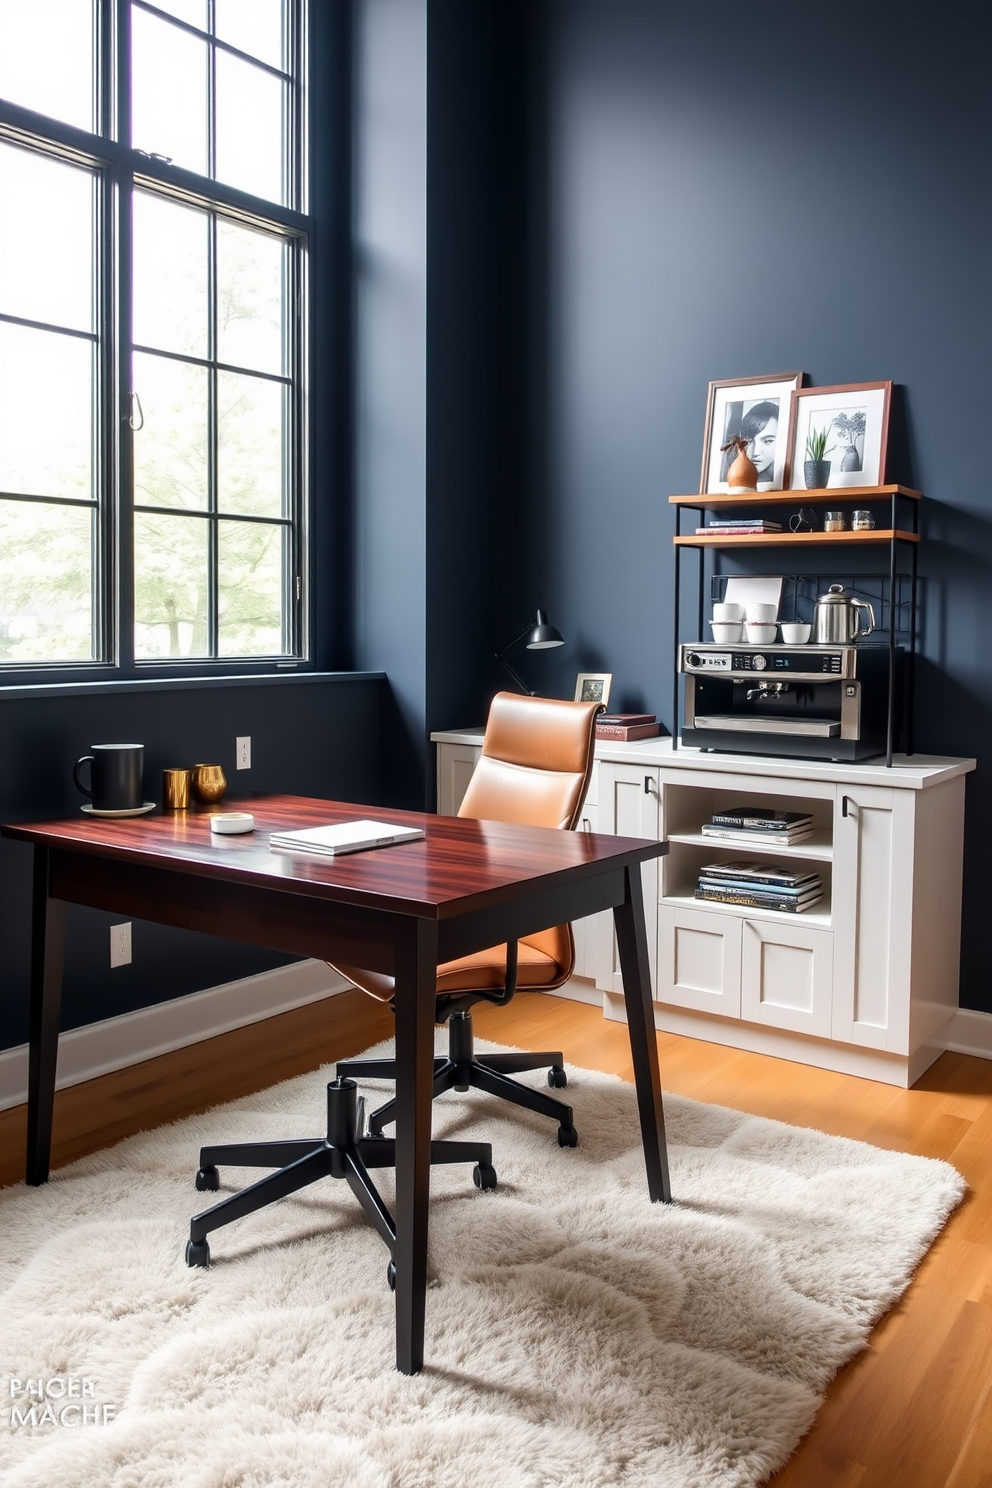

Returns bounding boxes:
[574,672,612,708]
[700,372,804,494]
[785,381,892,490]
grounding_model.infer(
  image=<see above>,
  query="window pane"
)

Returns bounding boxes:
[0,143,95,334]
[133,353,209,511]
[215,51,285,204]
[0,0,95,132]
[217,220,285,375]
[0,323,94,499]
[131,8,208,176]
[215,0,284,69]
[134,512,209,658]
[218,520,285,656]
[152,0,206,27]
[0,500,94,662]
[133,193,208,359]
[218,373,286,518]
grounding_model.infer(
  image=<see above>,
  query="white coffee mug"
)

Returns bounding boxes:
[710,621,744,644]
[780,623,811,645]
[745,602,777,624]
[712,602,744,622]
[745,622,777,644]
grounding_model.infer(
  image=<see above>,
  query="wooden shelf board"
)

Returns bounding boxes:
[669,484,922,509]
[661,891,831,927]
[674,528,917,548]
[666,830,833,862]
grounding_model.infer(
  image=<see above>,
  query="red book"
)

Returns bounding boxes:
[596,713,656,726]
[595,722,661,741]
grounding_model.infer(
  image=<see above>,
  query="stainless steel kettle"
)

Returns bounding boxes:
[813,584,876,644]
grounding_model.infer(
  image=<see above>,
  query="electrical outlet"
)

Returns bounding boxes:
[110,922,132,968]
[236,736,251,770]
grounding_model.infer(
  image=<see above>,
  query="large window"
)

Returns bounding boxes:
[0,0,308,674]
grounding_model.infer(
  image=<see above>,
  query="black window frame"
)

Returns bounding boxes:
[0,0,311,685]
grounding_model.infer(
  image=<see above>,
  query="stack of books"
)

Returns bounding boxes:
[694,860,823,914]
[595,713,660,741]
[695,518,784,536]
[700,806,814,847]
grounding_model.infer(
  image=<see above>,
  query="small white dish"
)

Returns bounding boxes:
[712,602,744,622]
[780,623,812,644]
[744,622,777,644]
[710,621,744,644]
[210,812,255,835]
[745,602,777,624]
[81,801,156,818]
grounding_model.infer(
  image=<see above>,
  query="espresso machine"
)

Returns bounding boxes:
[679,643,900,761]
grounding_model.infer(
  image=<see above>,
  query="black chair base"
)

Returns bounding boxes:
[337,1010,578,1147]
[186,1077,496,1285]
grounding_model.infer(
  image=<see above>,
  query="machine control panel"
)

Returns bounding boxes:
[680,644,857,680]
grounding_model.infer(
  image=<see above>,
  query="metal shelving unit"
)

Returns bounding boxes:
[669,484,921,767]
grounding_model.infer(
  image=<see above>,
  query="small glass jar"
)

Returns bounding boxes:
[852,509,875,531]
[823,511,846,532]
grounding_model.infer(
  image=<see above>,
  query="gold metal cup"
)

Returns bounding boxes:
[162,767,191,810]
[190,763,227,803]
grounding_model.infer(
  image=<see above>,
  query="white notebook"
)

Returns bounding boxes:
[269,819,425,857]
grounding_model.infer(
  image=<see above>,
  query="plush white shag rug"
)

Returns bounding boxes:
[0,1037,964,1488]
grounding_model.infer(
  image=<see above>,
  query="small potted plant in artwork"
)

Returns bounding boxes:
[832,410,866,472]
[803,426,833,490]
[720,434,759,492]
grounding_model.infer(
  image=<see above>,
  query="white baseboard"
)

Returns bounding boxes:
[552,975,604,1008]
[944,1007,992,1061]
[0,960,350,1111]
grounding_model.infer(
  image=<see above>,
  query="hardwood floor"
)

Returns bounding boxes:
[2,988,990,1487]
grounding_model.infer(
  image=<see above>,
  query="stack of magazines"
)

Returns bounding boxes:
[700,806,814,847]
[694,860,823,913]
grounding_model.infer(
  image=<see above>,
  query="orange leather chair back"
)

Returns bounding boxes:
[458,692,601,979]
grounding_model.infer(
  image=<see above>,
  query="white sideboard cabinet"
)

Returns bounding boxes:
[432,730,975,1087]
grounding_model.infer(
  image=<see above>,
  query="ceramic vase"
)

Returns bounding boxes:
[727,448,759,492]
[804,459,831,490]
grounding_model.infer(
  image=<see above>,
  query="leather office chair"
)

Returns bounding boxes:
[335,691,602,1149]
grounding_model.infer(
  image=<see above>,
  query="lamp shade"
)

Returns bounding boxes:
[525,609,564,650]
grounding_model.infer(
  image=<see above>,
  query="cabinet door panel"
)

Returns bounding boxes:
[740,917,833,1038]
[831,785,913,1051]
[658,904,742,1016]
[436,744,482,817]
[599,764,661,995]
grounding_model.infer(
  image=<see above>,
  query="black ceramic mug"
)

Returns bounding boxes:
[73,744,144,812]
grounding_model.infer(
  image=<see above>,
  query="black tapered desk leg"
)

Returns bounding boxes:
[27,848,67,1186]
[614,864,672,1204]
[391,918,438,1374]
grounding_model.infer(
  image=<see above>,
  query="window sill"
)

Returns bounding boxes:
[0,671,386,702]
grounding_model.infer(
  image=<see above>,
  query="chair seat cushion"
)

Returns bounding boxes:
[332,935,566,1005]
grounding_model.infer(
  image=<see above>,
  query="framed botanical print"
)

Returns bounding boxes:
[785,382,892,489]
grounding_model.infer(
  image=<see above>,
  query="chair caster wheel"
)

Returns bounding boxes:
[547,1067,568,1089]
[473,1162,498,1190]
[186,1238,211,1268]
[386,1261,396,1292]
[195,1165,220,1192]
[557,1124,578,1148]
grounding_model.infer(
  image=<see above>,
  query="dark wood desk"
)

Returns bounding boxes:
[3,794,670,1374]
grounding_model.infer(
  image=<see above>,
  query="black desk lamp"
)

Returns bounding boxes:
[495,609,565,695]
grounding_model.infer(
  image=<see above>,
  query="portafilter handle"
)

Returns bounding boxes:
[854,598,876,639]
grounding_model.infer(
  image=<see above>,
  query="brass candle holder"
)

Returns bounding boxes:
[162,767,192,810]
[190,764,227,804]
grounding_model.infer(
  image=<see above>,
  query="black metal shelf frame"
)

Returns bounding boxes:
[671,489,919,767]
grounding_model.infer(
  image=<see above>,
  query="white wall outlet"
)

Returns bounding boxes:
[236,736,251,770]
[110,922,132,968]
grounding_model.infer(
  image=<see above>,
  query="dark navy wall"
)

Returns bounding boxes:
[514,0,992,1011]
[0,675,384,1049]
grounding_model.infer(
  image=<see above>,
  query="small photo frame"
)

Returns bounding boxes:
[785,381,892,489]
[574,672,612,707]
[700,372,805,494]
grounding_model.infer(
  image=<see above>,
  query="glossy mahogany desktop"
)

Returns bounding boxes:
[3,794,670,1375]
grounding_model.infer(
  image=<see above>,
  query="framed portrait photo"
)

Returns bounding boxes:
[700,372,804,494]
[785,382,892,490]
[574,672,612,708]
